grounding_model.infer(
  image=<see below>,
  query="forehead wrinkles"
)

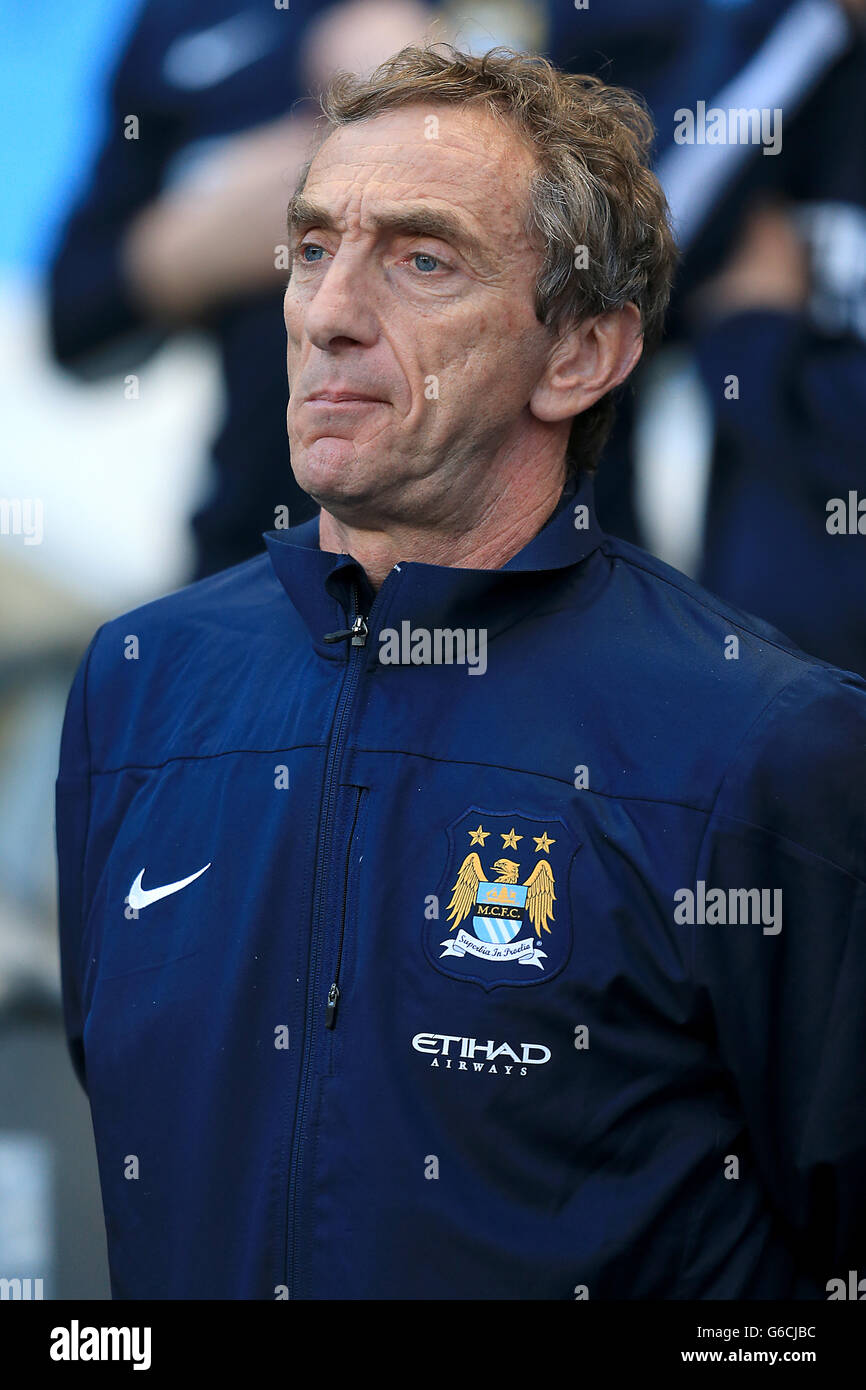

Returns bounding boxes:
[304,113,535,241]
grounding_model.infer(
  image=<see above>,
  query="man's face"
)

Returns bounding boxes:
[284,102,558,524]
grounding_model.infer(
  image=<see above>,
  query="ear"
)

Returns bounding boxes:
[529,303,644,425]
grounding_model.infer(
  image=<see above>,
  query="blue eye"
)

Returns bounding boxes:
[300,244,324,263]
[412,253,439,273]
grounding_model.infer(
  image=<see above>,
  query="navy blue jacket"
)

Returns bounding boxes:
[55,475,866,1299]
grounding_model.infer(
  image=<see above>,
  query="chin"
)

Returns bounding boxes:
[291,437,377,508]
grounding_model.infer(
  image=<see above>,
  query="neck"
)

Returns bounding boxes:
[316,459,570,592]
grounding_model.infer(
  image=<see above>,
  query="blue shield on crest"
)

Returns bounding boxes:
[472,882,527,943]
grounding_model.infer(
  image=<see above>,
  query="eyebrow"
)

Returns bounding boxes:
[287,195,483,262]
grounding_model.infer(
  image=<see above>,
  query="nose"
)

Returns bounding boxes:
[302,244,379,352]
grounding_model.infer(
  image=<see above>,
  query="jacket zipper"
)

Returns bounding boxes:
[286,570,393,1298]
[325,787,365,1029]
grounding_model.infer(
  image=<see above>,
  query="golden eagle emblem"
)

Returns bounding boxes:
[446,853,555,939]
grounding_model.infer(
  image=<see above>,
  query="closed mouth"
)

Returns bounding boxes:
[305,392,386,404]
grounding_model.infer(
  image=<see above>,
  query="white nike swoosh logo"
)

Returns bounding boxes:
[127,863,211,911]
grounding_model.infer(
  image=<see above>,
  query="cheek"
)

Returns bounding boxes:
[437,309,537,397]
[452,286,535,360]
[426,312,491,382]
[283,289,305,344]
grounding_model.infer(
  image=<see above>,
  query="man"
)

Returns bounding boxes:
[56,45,866,1300]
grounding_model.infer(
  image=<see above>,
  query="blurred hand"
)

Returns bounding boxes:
[688,201,810,324]
[122,113,318,321]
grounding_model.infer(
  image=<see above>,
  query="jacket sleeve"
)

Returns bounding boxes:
[693,664,866,1284]
[55,629,103,1095]
[47,0,174,376]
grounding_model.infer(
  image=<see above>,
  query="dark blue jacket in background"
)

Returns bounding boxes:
[55,475,866,1298]
[694,307,866,677]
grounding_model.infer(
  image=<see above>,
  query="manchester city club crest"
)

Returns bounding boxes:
[424,809,579,989]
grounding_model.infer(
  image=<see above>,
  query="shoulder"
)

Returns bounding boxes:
[89,551,286,664]
[76,553,295,771]
[587,536,866,845]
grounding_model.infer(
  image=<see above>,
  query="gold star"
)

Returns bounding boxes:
[468,824,490,845]
[501,827,523,849]
[533,832,556,853]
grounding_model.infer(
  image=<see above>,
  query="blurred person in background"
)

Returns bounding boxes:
[688,193,866,677]
[48,0,433,580]
[547,0,866,677]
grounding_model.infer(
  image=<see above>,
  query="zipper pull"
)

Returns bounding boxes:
[325,982,341,1029]
[322,614,368,646]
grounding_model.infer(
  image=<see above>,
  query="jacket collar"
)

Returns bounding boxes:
[263,470,605,663]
